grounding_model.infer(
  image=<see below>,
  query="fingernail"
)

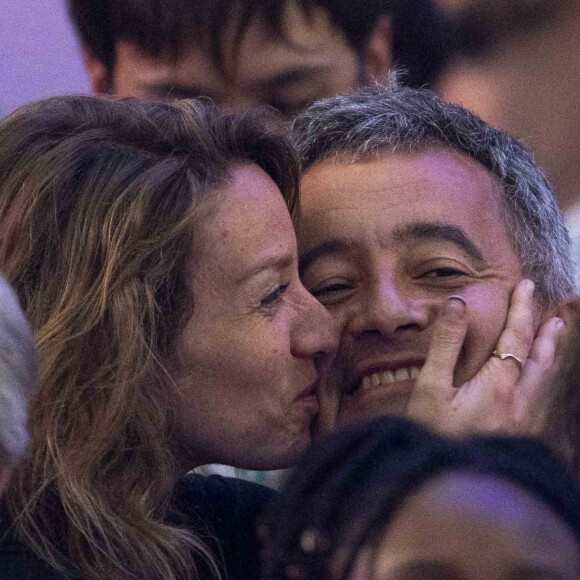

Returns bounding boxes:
[445,296,466,320]
[554,317,566,332]
[449,295,466,306]
[522,279,535,293]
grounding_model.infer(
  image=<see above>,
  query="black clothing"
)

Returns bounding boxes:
[0,474,275,579]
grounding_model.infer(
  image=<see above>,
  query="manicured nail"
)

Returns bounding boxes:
[449,295,466,306]
[444,296,466,320]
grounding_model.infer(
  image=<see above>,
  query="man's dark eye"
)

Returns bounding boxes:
[424,268,466,278]
[311,283,351,297]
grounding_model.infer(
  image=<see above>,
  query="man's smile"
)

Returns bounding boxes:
[345,358,426,396]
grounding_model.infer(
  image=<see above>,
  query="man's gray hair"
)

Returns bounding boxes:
[290,79,574,305]
[0,274,38,466]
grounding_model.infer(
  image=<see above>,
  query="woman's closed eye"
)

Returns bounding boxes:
[261,283,290,307]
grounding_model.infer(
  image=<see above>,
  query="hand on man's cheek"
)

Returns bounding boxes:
[453,279,516,386]
[408,279,565,435]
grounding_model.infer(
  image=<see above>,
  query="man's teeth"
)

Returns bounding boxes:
[361,366,421,390]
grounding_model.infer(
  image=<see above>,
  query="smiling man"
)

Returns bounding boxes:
[67,0,447,119]
[291,81,574,429]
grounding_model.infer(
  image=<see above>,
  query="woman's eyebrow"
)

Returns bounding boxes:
[248,66,330,92]
[236,254,295,283]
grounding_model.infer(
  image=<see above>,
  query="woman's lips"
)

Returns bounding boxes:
[295,381,319,406]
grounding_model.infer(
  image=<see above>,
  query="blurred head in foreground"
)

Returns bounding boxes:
[0,274,37,495]
[262,416,580,580]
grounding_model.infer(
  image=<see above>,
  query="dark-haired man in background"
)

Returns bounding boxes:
[68,0,447,118]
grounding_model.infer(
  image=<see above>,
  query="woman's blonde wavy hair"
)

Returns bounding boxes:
[0,95,299,580]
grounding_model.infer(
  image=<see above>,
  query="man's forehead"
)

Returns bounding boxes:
[299,147,501,211]
[298,221,490,274]
[297,147,512,268]
[225,1,353,83]
[169,0,344,79]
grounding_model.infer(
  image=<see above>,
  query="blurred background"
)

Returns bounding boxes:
[4,0,579,214]
[1,0,89,116]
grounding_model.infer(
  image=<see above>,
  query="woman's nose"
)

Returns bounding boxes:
[290,286,339,360]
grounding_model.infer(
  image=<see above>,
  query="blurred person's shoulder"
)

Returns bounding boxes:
[0,500,62,579]
[171,473,277,580]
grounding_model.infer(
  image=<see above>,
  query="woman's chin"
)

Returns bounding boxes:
[242,430,313,472]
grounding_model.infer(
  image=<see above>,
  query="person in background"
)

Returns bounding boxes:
[0,274,38,496]
[67,0,447,119]
[290,79,572,438]
[544,297,580,480]
[0,95,337,580]
[261,416,580,580]
[437,0,580,285]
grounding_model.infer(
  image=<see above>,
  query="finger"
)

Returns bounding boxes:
[525,317,566,369]
[491,279,536,377]
[415,296,467,396]
[457,279,536,415]
[515,317,566,428]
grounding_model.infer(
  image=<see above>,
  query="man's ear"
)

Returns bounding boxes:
[83,48,114,94]
[362,15,393,82]
[552,294,580,326]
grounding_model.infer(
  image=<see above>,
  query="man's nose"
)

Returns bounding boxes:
[221,91,261,115]
[348,275,430,339]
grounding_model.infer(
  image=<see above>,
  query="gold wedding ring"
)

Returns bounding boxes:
[491,350,523,371]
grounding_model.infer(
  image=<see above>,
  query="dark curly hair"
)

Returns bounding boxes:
[261,416,580,580]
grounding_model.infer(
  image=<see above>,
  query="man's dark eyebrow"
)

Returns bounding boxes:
[393,222,487,265]
[258,66,330,91]
[298,239,354,275]
[141,83,224,102]
[385,560,463,580]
